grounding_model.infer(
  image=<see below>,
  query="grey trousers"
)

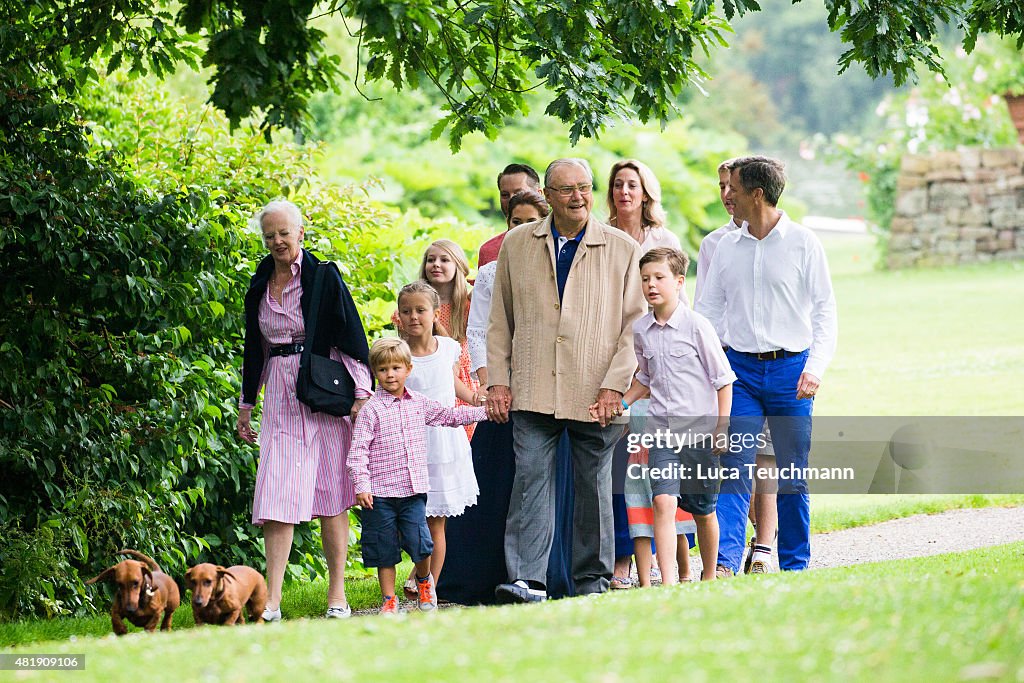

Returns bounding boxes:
[505,410,621,595]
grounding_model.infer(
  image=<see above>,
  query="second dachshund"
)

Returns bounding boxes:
[184,563,268,625]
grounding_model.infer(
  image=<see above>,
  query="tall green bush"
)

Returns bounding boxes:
[0,69,405,618]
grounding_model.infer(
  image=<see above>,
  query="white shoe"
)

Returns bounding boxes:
[262,606,282,622]
[325,604,352,619]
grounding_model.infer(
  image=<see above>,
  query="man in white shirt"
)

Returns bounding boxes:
[694,158,739,295]
[696,156,837,574]
[697,158,779,574]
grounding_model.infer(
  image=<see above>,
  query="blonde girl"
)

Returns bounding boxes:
[396,280,486,595]
[394,240,479,437]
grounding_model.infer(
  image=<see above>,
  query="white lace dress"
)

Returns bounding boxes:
[406,336,480,517]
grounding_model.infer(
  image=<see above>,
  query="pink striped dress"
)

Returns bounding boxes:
[248,264,372,526]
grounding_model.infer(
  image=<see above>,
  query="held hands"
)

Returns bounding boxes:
[711,423,729,455]
[486,385,512,423]
[796,372,821,400]
[236,407,257,444]
[588,389,624,428]
[356,492,374,509]
[471,386,488,406]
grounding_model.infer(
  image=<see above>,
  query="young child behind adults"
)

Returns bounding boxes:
[620,402,698,586]
[347,337,487,613]
[614,247,735,582]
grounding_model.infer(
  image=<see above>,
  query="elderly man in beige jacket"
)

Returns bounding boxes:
[486,158,645,603]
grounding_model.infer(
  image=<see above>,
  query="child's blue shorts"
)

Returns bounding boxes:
[360,493,433,568]
[649,443,720,516]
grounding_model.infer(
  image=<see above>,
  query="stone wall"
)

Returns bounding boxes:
[888,148,1024,268]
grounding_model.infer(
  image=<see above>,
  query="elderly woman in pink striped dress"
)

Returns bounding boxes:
[236,200,372,621]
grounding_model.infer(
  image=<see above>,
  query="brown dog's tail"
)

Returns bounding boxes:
[117,549,162,572]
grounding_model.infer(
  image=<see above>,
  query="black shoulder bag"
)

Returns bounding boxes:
[296,263,357,416]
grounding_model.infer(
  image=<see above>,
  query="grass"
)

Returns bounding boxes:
[4,543,1022,681]
[5,491,1021,647]
[810,494,1024,532]
[814,233,1024,417]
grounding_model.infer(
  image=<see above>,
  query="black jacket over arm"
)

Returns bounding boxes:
[241,249,371,406]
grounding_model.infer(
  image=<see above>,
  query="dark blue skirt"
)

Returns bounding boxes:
[437,418,575,603]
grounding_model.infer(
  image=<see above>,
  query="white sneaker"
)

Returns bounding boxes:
[325,604,352,619]
[262,606,282,622]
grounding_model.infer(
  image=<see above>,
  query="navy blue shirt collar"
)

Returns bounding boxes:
[551,222,586,302]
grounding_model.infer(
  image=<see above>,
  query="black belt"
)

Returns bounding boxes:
[269,342,305,357]
[731,349,804,361]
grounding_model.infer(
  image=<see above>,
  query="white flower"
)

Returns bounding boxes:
[906,102,929,128]
[973,66,988,83]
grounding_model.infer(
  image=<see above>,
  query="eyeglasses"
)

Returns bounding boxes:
[546,183,593,197]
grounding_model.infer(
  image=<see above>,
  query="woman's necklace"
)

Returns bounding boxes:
[615,215,646,243]
[269,270,289,302]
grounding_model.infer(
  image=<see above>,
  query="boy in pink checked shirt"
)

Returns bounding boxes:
[347,337,487,614]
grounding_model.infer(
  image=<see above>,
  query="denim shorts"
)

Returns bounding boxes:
[648,443,720,516]
[360,493,433,568]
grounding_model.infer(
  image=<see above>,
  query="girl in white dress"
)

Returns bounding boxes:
[397,280,487,593]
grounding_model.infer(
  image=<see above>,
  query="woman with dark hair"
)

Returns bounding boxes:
[438,190,576,603]
[236,200,372,621]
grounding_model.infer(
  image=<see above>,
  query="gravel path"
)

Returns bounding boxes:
[677,505,1024,578]
[679,505,1024,581]
[808,506,1024,569]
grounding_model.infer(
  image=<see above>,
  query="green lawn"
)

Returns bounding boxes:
[4,492,1022,647]
[810,493,1024,531]
[815,233,1024,417]
[4,543,1022,682]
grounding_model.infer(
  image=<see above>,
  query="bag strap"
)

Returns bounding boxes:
[301,262,330,367]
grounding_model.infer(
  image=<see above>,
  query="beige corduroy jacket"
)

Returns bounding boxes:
[486,213,646,422]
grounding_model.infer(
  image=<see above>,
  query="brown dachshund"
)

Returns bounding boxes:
[86,549,180,635]
[184,563,267,626]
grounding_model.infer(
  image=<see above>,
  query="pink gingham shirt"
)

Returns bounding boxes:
[347,387,487,497]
